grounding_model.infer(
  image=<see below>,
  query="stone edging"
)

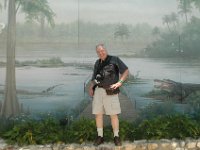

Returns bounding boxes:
[1,138,200,150]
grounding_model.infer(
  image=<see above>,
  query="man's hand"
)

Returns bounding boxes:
[110,69,129,90]
[110,82,122,90]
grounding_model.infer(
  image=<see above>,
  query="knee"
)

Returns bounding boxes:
[96,114,103,119]
[110,114,118,120]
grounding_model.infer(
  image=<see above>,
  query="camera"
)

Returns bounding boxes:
[95,73,104,84]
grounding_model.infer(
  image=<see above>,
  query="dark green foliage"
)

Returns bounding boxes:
[65,118,96,143]
[1,114,200,145]
[135,115,200,140]
[119,120,136,141]
[0,118,15,137]
[2,117,63,145]
[102,125,113,142]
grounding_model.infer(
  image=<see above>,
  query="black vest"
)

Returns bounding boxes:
[94,56,120,95]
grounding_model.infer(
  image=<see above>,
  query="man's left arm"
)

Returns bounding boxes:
[110,69,129,89]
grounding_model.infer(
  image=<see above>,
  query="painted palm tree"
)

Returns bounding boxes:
[1,0,55,118]
[177,0,192,23]
[114,23,130,40]
[17,0,55,37]
[170,12,179,31]
[162,15,172,32]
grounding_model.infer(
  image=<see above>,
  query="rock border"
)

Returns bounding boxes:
[1,138,200,150]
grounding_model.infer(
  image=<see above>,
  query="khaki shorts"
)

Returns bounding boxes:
[92,87,121,115]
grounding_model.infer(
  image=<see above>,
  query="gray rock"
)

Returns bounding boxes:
[147,143,158,150]
[179,141,185,148]
[0,138,7,149]
[185,141,197,149]
[171,141,179,149]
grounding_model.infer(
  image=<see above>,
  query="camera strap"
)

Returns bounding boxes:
[96,55,112,75]
[92,55,112,91]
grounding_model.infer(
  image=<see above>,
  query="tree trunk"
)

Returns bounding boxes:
[1,0,20,118]
[185,13,188,23]
[40,15,45,37]
[167,23,171,32]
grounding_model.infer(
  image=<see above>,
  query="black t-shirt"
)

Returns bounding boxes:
[91,55,128,86]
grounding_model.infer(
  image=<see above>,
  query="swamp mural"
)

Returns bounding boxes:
[0,0,200,144]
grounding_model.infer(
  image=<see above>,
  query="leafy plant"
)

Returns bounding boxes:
[119,120,136,141]
[2,114,200,145]
[65,118,96,143]
[2,117,63,145]
[135,115,200,140]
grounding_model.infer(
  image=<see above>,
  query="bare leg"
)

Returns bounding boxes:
[95,114,103,137]
[110,114,119,137]
[95,114,103,128]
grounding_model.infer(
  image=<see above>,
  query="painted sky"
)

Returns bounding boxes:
[47,0,178,26]
[0,0,178,26]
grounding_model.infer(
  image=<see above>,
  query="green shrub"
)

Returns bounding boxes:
[65,118,96,143]
[0,118,15,137]
[3,118,63,145]
[119,120,136,141]
[2,114,200,145]
[135,115,200,140]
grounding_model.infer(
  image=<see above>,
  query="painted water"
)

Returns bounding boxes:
[0,47,200,114]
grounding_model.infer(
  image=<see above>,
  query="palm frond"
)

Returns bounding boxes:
[20,0,55,28]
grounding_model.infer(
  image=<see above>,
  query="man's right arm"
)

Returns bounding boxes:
[88,80,95,97]
[89,60,99,97]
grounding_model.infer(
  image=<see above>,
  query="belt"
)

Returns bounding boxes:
[97,85,103,88]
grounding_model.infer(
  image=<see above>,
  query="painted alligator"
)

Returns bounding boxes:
[154,79,200,101]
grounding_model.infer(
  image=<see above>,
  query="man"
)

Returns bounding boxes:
[88,44,129,146]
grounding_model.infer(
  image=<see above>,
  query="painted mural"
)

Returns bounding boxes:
[0,0,200,145]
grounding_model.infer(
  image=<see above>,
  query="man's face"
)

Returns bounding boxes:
[96,46,108,61]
